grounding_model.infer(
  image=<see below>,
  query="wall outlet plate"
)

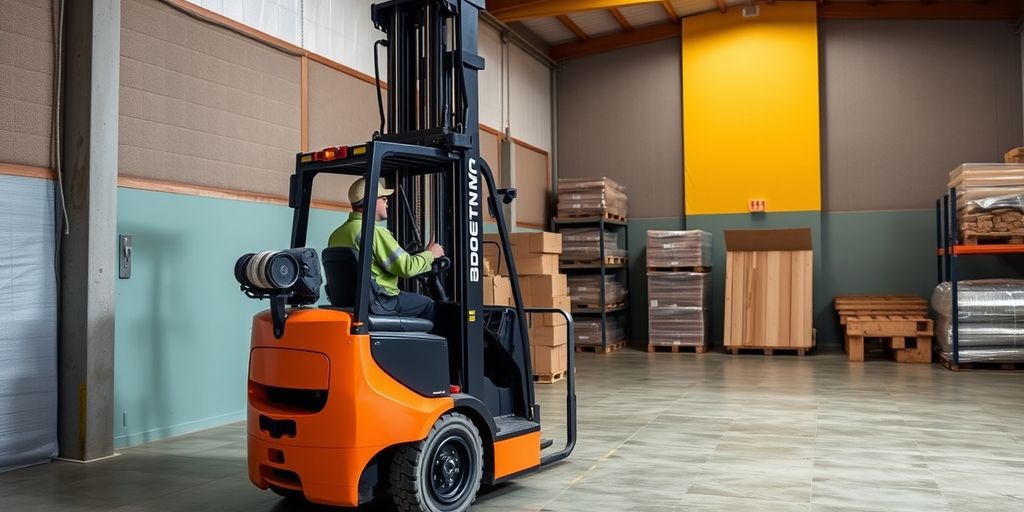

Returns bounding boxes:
[749,199,766,213]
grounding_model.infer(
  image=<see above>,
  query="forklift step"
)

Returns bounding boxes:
[540,438,554,450]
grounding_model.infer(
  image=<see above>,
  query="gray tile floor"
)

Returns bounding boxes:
[3,351,1024,511]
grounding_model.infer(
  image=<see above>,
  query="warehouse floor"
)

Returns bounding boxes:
[2,351,1023,512]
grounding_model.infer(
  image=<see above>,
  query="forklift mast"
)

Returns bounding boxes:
[287,0,541,412]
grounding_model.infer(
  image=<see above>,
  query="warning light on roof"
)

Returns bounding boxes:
[312,146,348,162]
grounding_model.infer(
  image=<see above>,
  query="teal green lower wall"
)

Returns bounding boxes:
[626,210,1024,349]
[114,188,345,447]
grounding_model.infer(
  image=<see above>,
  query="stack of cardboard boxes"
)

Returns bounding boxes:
[483,232,571,381]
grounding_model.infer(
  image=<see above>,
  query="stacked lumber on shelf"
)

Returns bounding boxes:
[646,230,712,353]
[834,295,932,363]
[948,164,1024,244]
[723,229,814,356]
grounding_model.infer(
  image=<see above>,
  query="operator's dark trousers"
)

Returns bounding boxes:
[370,291,435,322]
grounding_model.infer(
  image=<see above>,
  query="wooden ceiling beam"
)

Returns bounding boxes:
[818,0,1021,19]
[609,7,634,31]
[714,0,727,14]
[550,21,679,61]
[661,1,680,22]
[490,0,663,22]
[557,14,590,40]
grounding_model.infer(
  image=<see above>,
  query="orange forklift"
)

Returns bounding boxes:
[232,0,576,510]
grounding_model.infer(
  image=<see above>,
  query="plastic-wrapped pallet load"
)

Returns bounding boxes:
[948,164,1024,243]
[557,177,628,219]
[560,227,626,262]
[568,275,627,306]
[575,316,625,347]
[647,230,711,268]
[931,279,1024,363]
[647,272,712,347]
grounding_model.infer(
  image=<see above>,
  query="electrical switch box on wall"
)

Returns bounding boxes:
[748,199,766,213]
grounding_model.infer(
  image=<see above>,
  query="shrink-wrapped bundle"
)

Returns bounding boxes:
[557,177,628,218]
[568,275,627,306]
[931,279,1024,362]
[646,230,711,268]
[560,228,626,261]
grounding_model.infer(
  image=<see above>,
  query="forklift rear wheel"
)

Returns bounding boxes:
[390,412,483,512]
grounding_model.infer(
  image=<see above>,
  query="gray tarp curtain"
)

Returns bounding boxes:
[0,175,58,472]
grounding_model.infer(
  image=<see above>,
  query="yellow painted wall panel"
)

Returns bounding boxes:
[683,2,821,215]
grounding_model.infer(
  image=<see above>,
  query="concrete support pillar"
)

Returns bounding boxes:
[59,0,120,461]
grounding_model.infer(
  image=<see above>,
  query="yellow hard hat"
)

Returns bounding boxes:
[349,177,394,206]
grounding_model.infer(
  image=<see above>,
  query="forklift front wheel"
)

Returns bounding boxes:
[390,412,484,512]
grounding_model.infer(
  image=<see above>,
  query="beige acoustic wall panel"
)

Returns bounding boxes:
[514,142,550,228]
[119,0,300,196]
[508,45,551,152]
[0,0,53,168]
[478,21,503,131]
[307,60,385,204]
[480,129,501,222]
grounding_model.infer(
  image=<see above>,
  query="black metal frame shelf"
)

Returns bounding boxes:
[552,215,629,352]
[936,186,1024,365]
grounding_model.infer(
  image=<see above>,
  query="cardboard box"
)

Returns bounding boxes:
[529,311,568,328]
[528,324,568,347]
[483,275,513,306]
[524,294,570,310]
[515,253,559,275]
[519,274,568,301]
[509,232,562,255]
[531,343,568,375]
[723,228,813,349]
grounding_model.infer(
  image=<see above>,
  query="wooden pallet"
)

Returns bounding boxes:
[726,346,809,356]
[844,314,933,363]
[834,295,928,311]
[556,211,626,222]
[575,341,626,354]
[534,370,567,384]
[561,256,626,268]
[647,344,707,353]
[940,356,1024,372]
[646,266,711,273]
[834,295,929,325]
[961,232,1024,246]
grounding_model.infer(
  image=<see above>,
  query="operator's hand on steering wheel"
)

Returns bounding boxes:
[428,235,445,259]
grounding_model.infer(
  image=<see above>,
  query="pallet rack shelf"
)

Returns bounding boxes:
[937,186,1024,365]
[553,215,630,352]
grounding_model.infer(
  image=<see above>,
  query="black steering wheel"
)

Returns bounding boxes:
[415,256,450,302]
[429,256,451,274]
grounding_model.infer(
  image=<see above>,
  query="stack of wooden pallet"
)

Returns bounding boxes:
[835,295,933,363]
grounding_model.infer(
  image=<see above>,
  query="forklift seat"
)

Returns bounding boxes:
[321,247,434,333]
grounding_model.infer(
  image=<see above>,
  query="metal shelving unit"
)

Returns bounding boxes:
[552,215,630,351]
[937,186,1024,365]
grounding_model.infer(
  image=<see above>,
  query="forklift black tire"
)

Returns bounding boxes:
[390,412,484,512]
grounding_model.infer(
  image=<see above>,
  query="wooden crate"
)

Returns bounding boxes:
[843,314,933,364]
[723,229,814,350]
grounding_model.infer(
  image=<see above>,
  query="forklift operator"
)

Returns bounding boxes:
[328,177,445,321]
